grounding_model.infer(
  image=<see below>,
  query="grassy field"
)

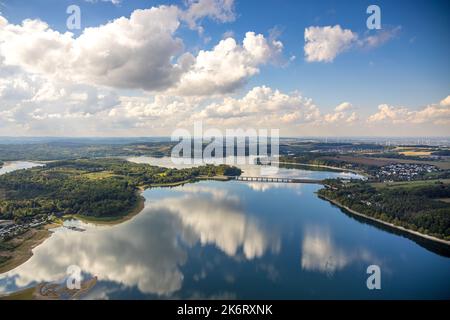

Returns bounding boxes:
[324,155,450,170]
[82,171,118,180]
[394,146,434,157]
[321,155,390,166]
[370,179,450,190]
[399,151,432,156]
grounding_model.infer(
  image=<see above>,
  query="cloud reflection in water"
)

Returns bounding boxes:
[0,184,279,297]
[301,227,377,275]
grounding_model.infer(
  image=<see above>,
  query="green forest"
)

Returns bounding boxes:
[318,180,450,240]
[0,141,175,161]
[0,159,241,221]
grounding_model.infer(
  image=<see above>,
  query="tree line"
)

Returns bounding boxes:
[318,180,450,240]
[0,159,241,221]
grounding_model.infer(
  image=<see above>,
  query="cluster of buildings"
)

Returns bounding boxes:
[0,216,49,241]
[374,163,438,182]
[308,147,384,154]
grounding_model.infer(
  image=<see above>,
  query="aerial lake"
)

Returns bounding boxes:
[0,161,43,175]
[0,158,449,299]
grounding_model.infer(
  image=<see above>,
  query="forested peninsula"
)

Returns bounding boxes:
[0,159,241,222]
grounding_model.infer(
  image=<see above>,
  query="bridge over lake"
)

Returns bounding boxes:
[234,176,325,184]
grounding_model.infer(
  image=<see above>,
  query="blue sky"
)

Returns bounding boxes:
[0,0,449,136]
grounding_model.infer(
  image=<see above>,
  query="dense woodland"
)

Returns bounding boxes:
[0,141,175,161]
[318,180,450,240]
[0,159,241,221]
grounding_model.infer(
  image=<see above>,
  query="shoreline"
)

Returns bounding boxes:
[0,192,146,274]
[142,175,233,188]
[0,222,60,274]
[77,176,232,223]
[318,194,450,247]
[70,191,146,226]
[1,167,449,296]
[4,170,447,277]
[0,176,231,273]
[276,161,369,177]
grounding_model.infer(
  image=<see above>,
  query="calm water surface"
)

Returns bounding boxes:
[126,156,362,180]
[0,158,448,299]
[0,161,43,175]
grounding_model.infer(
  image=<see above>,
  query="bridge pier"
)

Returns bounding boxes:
[234,176,323,185]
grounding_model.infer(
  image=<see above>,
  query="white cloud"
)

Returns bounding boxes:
[173,32,283,96]
[0,4,276,96]
[346,111,358,123]
[368,104,409,123]
[368,96,450,125]
[0,3,445,137]
[360,26,401,49]
[323,112,345,123]
[0,7,185,91]
[304,25,401,62]
[114,95,190,119]
[440,95,450,107]
[107,85,318,133]
[304,25,357,62]
[0,61,447,136]
[334,102,352,112]
[323,102,357,123]
[182,0,235,32]
[85,0,122,5]
[0,74,37,102]
[195,85,320,126]
[0,68,121,136]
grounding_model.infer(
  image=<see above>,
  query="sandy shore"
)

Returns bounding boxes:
[319,194,450,247]
[0,175,229,274]
[0,177,216,274]
[0,222,60,274]
[0,192,146,273]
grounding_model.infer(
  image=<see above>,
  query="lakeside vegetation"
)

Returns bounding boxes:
[0,159,241,222]
[275,141,450,244]
[318,179,450,241]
